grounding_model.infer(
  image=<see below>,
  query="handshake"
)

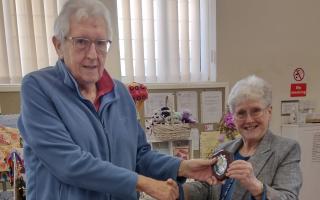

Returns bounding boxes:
[137,150,233,200]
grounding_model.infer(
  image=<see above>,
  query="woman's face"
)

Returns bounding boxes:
[233,99,272,143]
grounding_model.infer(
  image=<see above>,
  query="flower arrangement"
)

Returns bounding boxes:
[217,108,239,143]
[127,82,148,120]
[205,108,240,159]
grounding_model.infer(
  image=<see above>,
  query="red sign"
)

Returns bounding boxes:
[290,83,307,97]
[293,67,305,81]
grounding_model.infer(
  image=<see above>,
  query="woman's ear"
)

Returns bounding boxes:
[52,36,64,59]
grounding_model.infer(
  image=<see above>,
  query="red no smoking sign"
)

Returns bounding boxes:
[293,67,304,81]
[291,67,307,97]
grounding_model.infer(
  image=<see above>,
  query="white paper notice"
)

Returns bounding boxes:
[201,91,222,123]
[281,101,299,115]
[176,91,198,121]
[144,93,175,117]
[190,128,200,150]
[312,133,320,162]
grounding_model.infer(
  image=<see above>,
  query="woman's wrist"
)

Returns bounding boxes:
[183,184,190,200]
[252,180,264,198]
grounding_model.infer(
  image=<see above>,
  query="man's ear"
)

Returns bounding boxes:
[267,105,272,115]
[52,36,64,59]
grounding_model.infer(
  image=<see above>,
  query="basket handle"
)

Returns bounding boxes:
[165,96,174,125]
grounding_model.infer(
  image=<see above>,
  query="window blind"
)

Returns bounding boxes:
[117,0,216,83]
[0,0,67,84]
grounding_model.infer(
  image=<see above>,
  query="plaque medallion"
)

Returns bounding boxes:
[211,150,234,181]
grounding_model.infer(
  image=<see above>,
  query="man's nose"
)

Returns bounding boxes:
[86,43,98,59]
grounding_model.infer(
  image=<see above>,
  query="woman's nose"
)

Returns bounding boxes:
[244,112,255,122]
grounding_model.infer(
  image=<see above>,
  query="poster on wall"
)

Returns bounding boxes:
[176,91,198,121]
[144,93,175,117]
[200,91,222,123]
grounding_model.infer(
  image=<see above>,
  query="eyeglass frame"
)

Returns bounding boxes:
[65,36,112,54]
[233,104,271,121]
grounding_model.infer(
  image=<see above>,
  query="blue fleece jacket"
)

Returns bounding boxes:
[18,60,182,200]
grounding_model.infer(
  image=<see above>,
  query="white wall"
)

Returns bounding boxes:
[216,0,320,134]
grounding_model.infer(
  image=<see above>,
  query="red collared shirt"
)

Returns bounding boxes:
[93,70,114,111]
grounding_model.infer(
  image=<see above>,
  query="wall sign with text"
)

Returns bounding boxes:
[290,83,307,97]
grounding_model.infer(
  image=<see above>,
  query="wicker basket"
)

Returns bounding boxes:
[152,123,191,140]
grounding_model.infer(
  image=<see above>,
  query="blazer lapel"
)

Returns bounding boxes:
[249,130,273,178]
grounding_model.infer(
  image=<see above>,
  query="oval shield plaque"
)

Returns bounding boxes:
[211,150,234,181]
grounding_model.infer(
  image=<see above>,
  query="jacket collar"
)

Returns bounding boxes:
[56,59,119,108]
[56,59,81,92]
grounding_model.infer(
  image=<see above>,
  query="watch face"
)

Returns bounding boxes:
[211,150,234,181]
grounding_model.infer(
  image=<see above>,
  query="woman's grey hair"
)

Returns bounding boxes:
[54,0,113,42]
[228,75,272,113]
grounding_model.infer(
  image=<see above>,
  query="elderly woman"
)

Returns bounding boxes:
[184,75,302,200]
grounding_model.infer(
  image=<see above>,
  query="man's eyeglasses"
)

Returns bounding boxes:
[65,37,112,54]
[233,105,270,121]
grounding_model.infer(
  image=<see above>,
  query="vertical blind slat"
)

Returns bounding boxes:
[3,0,22,83]
[31,0,49,69]
[189,0,200,82]
[0,1,10,83]
[120,0,134,82]
[142,0,156,82]
[178,0,190,82]
[16,0,37,75]
[209,0,217,81]
[200,0,209,81]
[131,0,145,82]
[156,0,168,82]
[43,0,58,66]
[167,0,179,82]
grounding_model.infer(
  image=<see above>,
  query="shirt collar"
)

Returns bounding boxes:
[94,70,114,110]
[57,60,114,111]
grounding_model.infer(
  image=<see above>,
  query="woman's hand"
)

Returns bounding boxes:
[226,160,263,197]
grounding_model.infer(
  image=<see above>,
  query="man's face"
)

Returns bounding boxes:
[54,16,108,87]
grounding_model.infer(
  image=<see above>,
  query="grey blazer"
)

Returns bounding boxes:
[185,130,302,200]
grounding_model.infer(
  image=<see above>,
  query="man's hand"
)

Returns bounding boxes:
[178,158,220,185]
[136,175,179,200]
